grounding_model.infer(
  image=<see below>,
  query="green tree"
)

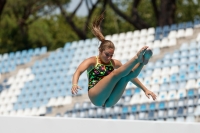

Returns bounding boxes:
[1,0,200,54]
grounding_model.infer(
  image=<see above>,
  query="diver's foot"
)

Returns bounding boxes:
[136,46,149,63]
[143,48,153,65]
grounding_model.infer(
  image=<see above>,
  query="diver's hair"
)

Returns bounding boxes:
[91,12,115,52]
[91,12,105,42]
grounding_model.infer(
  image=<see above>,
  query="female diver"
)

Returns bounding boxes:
[71,13,157,107]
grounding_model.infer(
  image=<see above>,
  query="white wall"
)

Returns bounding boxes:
[0,116,200,133]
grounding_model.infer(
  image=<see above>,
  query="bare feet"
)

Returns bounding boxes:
[136,46,149,63]
[143,48,153,65]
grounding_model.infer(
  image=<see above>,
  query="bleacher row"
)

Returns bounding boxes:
[0,47,47,73]
[0,20,199,122]
[62,98,200,122]
[56,20,200,122]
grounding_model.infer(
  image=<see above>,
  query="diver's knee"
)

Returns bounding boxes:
[104,99,115,108]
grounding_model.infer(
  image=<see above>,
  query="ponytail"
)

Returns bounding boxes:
[91,13,105,42]
[91,12,115,52]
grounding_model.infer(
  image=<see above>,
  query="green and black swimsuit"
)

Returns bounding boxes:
[87,56,114,91]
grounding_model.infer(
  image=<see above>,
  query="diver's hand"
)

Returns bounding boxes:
[144,89,157,100]
[71,84,82,95]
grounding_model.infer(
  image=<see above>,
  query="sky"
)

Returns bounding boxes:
[67,0,97,16]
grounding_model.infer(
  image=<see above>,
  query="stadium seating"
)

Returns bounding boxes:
[0,21,200,123]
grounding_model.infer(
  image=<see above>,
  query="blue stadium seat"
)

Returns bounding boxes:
[22,56,31,64]
[1,66,7,73]
[149,103,156,110]
[35,99,42,108]
[155,60,163,68]
[84,39,91,46]
[9,52,15,59]
[172,51,180,59]
[140,104,147,112]
[74,103,82,111]
[152,76,160,84]
[155,33,161,40]
[179,65,187,73]
[145,69,153,77]
[17,95,24,103]
[159,91,168,101]
[180,57,188,65]
[134,87,141,94]
[180,50,190,58]
[148,110,156,120]
[155,26,162,34]
[113,106,121,115]
[197,63,200,71]
[168,81,179,90]
[190,41,197,50]
[145,62,154,70]
[70,41,79,49]
[179,72,187,81]
[120,114,126,119]
[96,108,103,117]
[80,102,89,110]
[27,101,33,108]
[2,53,8,61]
[111,115,118,119]
[172,58,179,66]
[163,25,170,33]
[64,42,71,50]
[188,72,196,79]
[21,50,27,57]
[131,105,138,113]
[189,49,197,56]
[180,43,189,51]
[163,59,171,67]
[178,23,185,29]
[187,89,195,97]
[170,24,178,31]
[137,71,145,79]
[176,107,185,117]
[28,49,34,56]
[15,51,21,58]
[194,18,200,27]
[122,106,129,114]
[158,101,166,110]
[89,38,97,45]
[160,83,169,91]
[41,47,47,54]
[186,21,193,28]
[189,56,197,64]
[163,31,169,38]
[124,89,133,97]
[44,91,52,99]
[13,103,19,110]
[170,74,178,82]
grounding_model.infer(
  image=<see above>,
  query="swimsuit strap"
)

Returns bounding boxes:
[95,56,99,67]
[109,60,113,67]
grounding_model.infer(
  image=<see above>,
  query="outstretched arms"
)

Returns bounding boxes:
[130,78,157,100]
[71,57,94,95]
